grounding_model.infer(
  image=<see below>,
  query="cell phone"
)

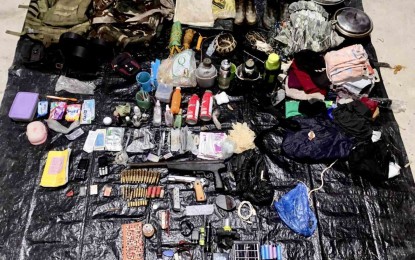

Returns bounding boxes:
[75,158,89,180]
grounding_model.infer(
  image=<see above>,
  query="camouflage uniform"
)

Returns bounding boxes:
[19,0,91,47]
[275,1,344,55]
[92,0,174,47]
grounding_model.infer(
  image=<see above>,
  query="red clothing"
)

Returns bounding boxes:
[288,60,327,96]
[360,97,378,115]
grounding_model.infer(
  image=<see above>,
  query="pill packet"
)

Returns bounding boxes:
[65,104,82,122]
[49,102,67,120]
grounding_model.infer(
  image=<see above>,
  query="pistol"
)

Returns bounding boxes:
[167,175,208,202]
[128,160,226,190]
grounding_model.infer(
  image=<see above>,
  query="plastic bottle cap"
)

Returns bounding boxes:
[245,59,255,69]
[268,53,280,64]
[176,87,181,90]
[203,58,212,67]
[103,117,112,125]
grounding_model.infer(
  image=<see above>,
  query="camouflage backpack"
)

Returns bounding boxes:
[8,0,92,47]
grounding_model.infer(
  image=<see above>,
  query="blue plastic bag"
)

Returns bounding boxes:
[274,183,317,237]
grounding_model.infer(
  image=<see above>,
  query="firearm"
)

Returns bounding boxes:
[167,175,208,202]
[128,160,226,190]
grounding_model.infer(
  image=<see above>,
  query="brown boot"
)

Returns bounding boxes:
[234,0,245,25]
[245,0,257,25]
[263,0,277,29]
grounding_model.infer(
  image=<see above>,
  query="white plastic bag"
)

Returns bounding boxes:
[158,50,197,87]
[174,0,215,27]
[55,76,96,95]
[172,50,197,87]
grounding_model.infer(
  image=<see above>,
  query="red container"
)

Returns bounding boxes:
[200,90,213,121]
[186,94,200,125]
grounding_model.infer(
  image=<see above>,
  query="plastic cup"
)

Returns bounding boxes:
[136,72,152,92]
[135,90,151,110]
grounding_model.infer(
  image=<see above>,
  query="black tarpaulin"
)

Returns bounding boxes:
[0,0,415,260]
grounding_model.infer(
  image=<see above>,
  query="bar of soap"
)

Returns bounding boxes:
[26,121,47,145]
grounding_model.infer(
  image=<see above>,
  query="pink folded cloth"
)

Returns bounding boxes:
[325,44,372,85]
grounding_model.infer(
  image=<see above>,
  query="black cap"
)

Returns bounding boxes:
[203,58,212,67]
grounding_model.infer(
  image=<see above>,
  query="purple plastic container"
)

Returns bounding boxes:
[8,92,39,122]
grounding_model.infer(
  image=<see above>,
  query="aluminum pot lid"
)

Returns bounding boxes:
[335,7,373,35]
[313,0,344,6]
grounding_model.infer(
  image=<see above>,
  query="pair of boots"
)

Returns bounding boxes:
[234,0,257,25]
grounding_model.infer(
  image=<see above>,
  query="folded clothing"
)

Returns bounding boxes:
[360,97,379,115]
[285,79,325,101]
[275,1,344,55]
[294,50,331,88]
[282,117,354,162]
[288,61,327,95]
[286,100,333,118]
[333,100,373,141]
[325,44,373,85]
[337,77,374,95]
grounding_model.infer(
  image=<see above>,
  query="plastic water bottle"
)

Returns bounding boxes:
[153,100,162,126]
[170,87,182,115]
[164,105,173,126]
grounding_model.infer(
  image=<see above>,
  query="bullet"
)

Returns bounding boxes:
[160,188,165,198]
[151,186,157,198]
[147,187,152,198]
[155,186,161,197]
[156,172,160,184]
[151,171,155,184]
[153,171,158,184]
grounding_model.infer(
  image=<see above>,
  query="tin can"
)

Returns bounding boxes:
[186,94,200,125]
[200,90,213,121]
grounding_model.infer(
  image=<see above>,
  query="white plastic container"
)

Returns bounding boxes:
[155,83,174,103]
